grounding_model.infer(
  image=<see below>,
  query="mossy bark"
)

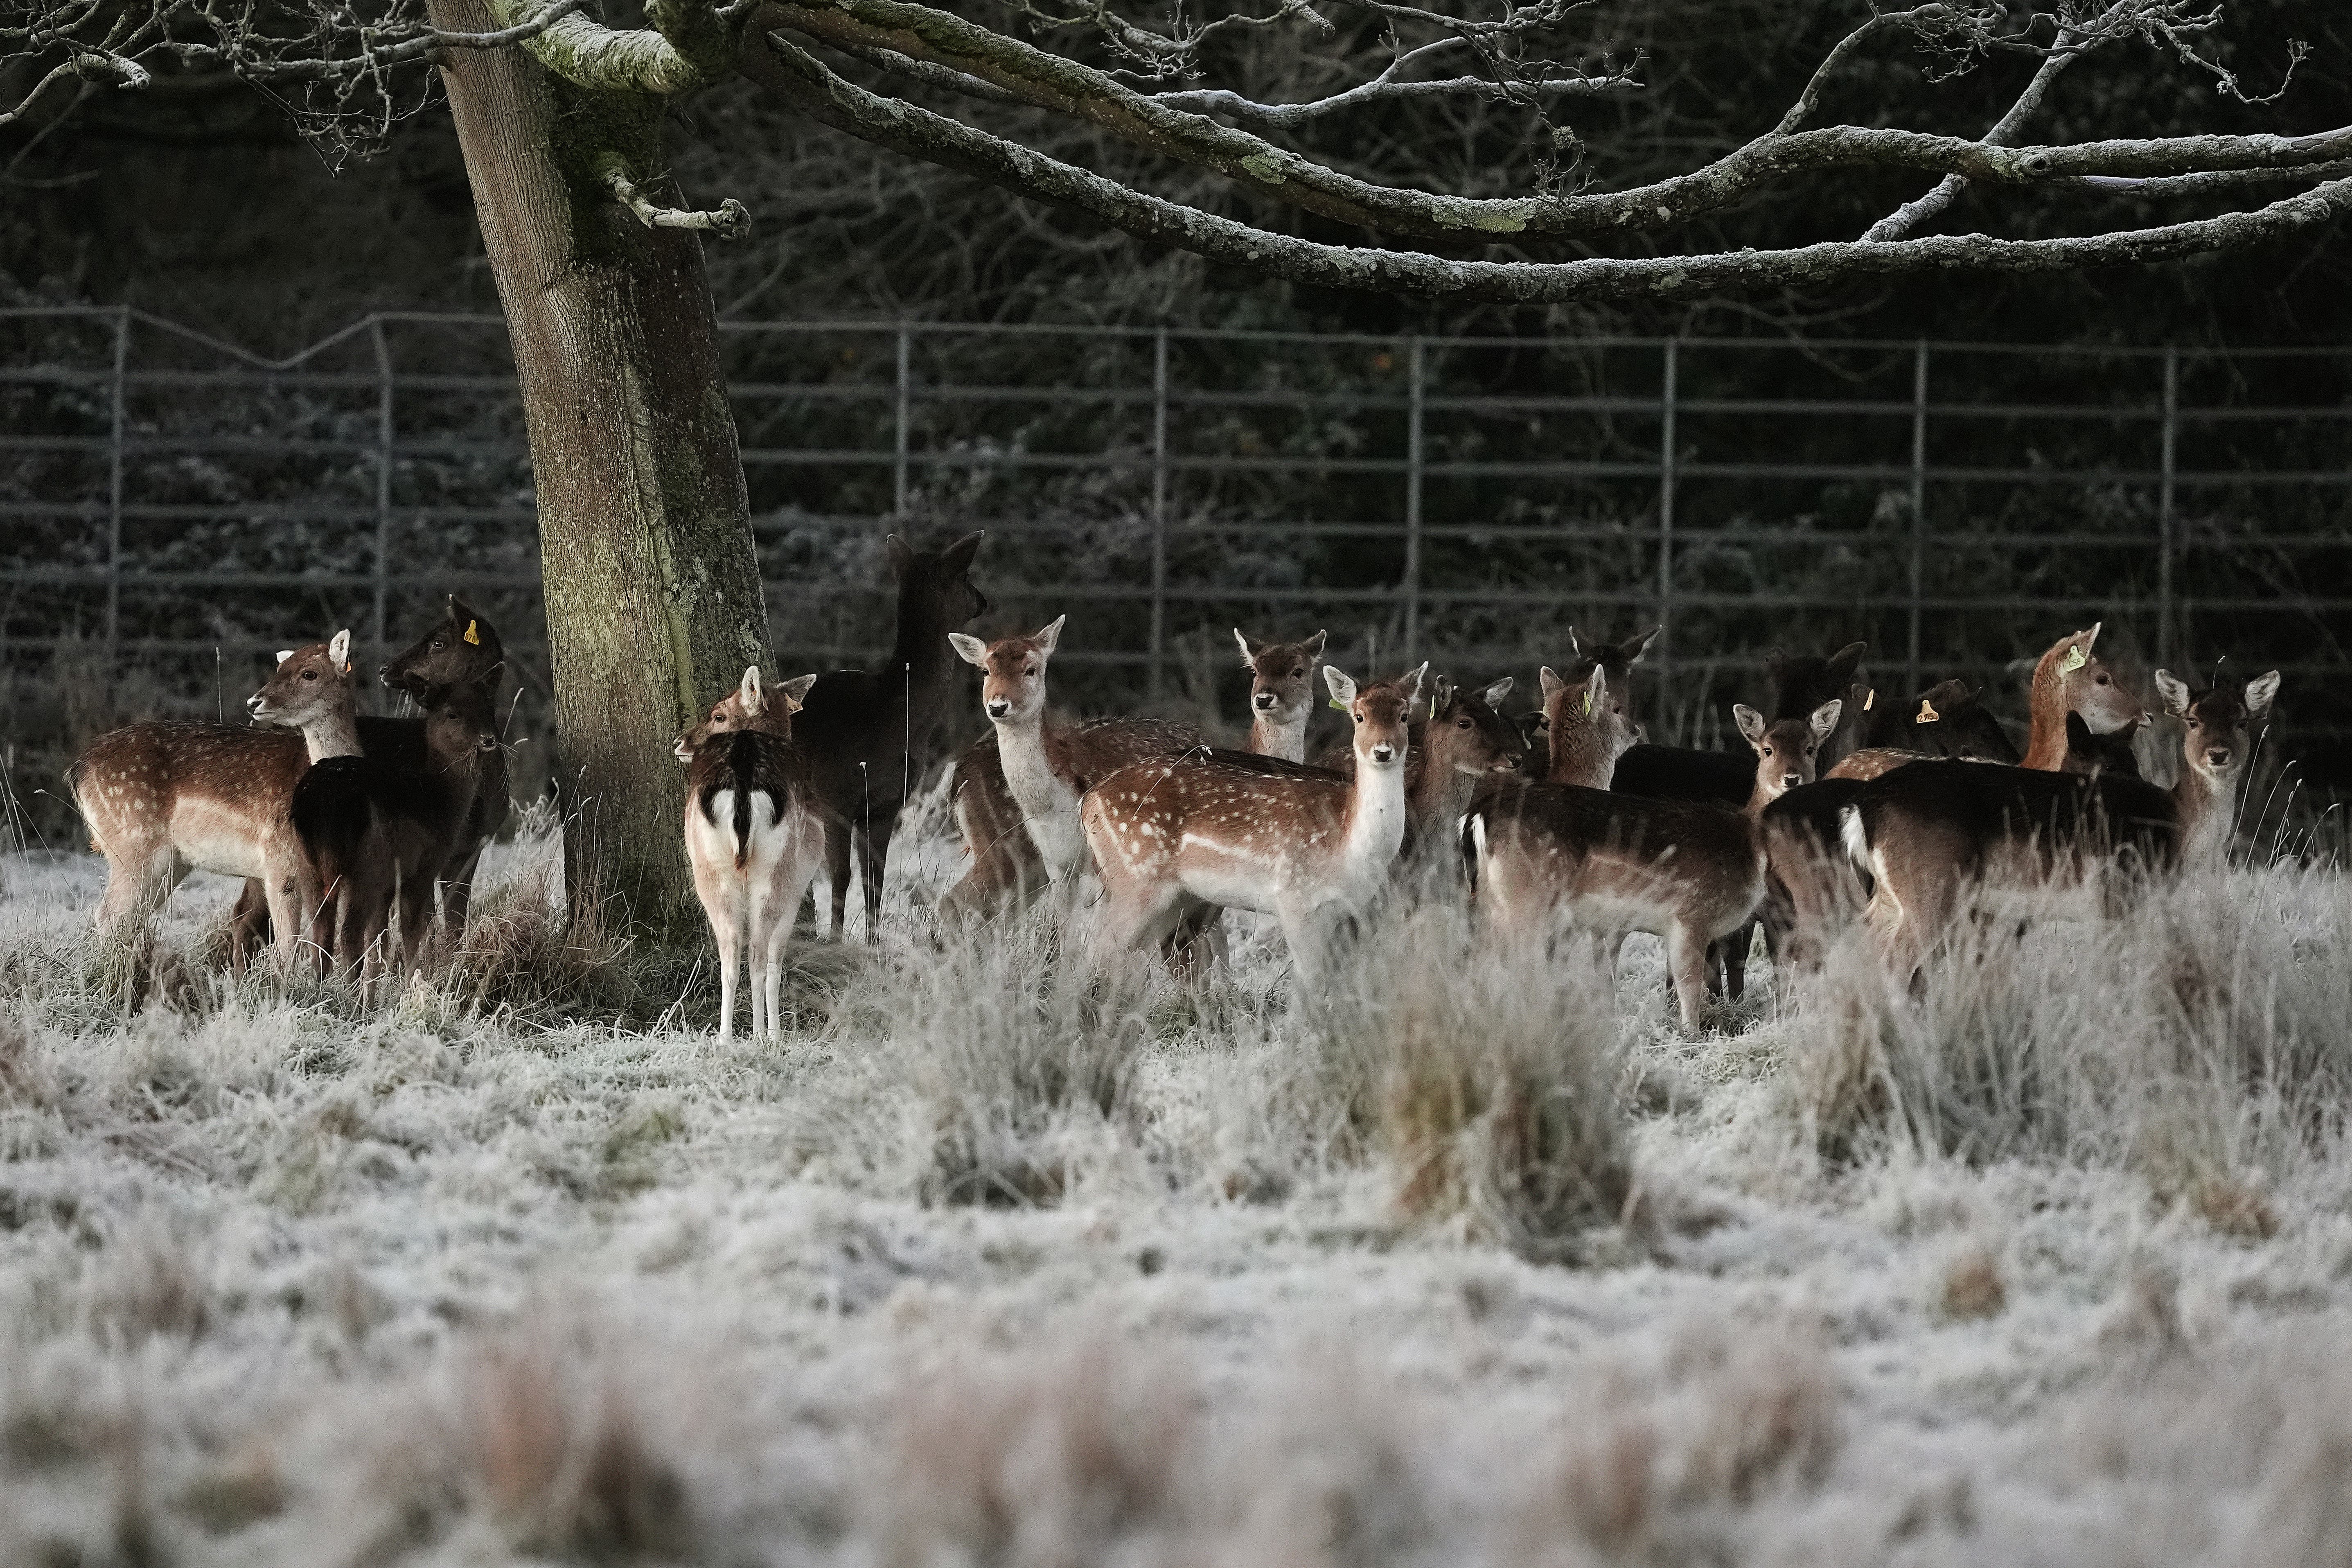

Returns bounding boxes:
[430,0,768,939]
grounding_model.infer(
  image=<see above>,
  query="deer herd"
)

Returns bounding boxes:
[67,532,2280,1039]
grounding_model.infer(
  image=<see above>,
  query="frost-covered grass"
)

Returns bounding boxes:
[5,789,2352,1566]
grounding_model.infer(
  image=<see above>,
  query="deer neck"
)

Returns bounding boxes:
[2173,765,2235,860]
[1546,724,1618,790]
[301,705,363,763]
[994,708,1085,870]
[1248,708,1309,763]
[2022,664,2070,770]
[888,595,965,726]
[1406,747,1476,835]
[1339,754,1410,880]
[1743,777,1778,822]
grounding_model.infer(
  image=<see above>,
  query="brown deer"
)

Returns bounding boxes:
[291,679,501,981]
[791,531,988,944]
[2154,667,2279,863]
[1831,679,2022,781]
[1236,628,1327,763]
[942,616,1202,898]
[2019,623,2147,770]
[1464,665,1768,1029]
[1082,668,1418,984]
[69,630,371,965]
[224,596,511,965]
[679,667,828,1041]
[1758,777,1871,972]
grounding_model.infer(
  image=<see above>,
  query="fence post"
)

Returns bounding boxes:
[1149,327,1169,701]
[1908,340,1929,693]
[1656,337,1677,691]
[371,319,395,654]
[107,306,128,659]
[1404,336,1425,667]
[893,321,911,516]
[2158,345,2178,667]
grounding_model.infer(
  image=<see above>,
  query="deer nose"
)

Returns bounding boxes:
[244,693,265,715]
[985,698,1011,720]
[1370,743,1397,765]
[1781,772,1803,791]
[1252,691,1276,711]
[2206,748,2231,767]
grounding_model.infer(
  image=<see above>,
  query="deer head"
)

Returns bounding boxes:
[1235,627,1327,723]
[950,616,1063,725]
[1538,662,1639,785]
[1735,698,1842,802]
[674,667,819,761]
[2156,666,2279,784]
[1328,665,1417,772]
[383,596,505,700]
[2040,623,2145,734]
[248,630,356,730]
[888,529,990,628]
[1425,675,1526,778]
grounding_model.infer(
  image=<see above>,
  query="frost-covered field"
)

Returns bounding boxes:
[5,785,2352,1567]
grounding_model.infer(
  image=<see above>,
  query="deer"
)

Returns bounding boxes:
[941,616,1202,901]
[1081,668,1419,985]
[291,679,501,981]
[224,596,511,966]
[792,530,989,944]
[2155,667,2279,865]
[2061,713,2143,780]
[1600,638,1862,805]
[1236,628,1327,763]
[1830,678,2021,781]
[1520,625,1657,782]
[69,629,371,966]
[677,666,827,1042]
[1464,663,1770,1029]
[2018,623,2146,770]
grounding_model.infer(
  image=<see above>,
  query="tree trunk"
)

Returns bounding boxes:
[429,0,769,939]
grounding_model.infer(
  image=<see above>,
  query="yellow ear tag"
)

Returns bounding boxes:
[1582,689,1594,717]
[1916,699,1939,724]
[464,619,480,646]
[1329,697,1350,712]
[2061,644,2087,674]
[1863,688,1875,711]
[343,662,353,675]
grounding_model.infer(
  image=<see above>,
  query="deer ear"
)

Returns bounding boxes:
[1303,629,1327,659]
[884,534,916,578]
[1432,677,1455,714]
[2244,669,2281,717]
[2154,669,2192,717]
[778,672,819,711]
[1033,615,1065,657]
[1322,666,1358,710]
[1565,627,1586,659]
[275,650,294,666]
[737,665,765,715]
[1827,642,1867,682]
[1587,666,1608,705]
[1404,662,1429,705]
[1733,704,1767,746]
[1811,699,1843,742]
[1539,666,1564,699]
[1481,676,1514,708]
[948,632,989,668]
[940,530,985,573]
[1234,628,1258,666]
[328,629,352,667]
[1621,626,1660,665]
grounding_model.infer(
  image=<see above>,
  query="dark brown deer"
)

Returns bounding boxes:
[291,679,501,981]
[1082,668,1418,984]
[792,531,988,943]
[1853,677,2019,762]
[2061,713,2143,780]
[70,630,370,966]
[2155,667,2279,864]
[1236,628,1327,763]
[678,667,828,1040]
[225,596,511,965]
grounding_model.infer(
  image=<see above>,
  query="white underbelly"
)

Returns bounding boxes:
[170,796,275,880]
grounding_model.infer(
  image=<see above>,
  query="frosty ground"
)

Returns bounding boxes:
[3,781,2351,1566]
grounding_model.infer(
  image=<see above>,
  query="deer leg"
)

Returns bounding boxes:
[821,820,853,942]
[226,880,271,971]
[859,807,895,948]
[431,842,487,967]
[1666,922,1710,1031]
[765,840,825,1042]
[95,839,175,934]
[1721,922,1752,1002]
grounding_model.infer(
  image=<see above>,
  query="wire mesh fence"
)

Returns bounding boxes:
[5,304,2349,836]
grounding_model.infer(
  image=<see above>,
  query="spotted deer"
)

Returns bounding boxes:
[678,667,827,1041]
[1236,628,1327,763]
[2155,667,2279,864]
[1082,668,1418,984]
[69,631,369,964]
[292,679,501,981]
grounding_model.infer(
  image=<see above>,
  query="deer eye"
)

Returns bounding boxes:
[1290,668,1303,679]
[1456,717,1472,729]
[2095,673,2109,686]
[301,670,317,681]
[1762,746,1773,756]
[431,640,444,651]
[1024,665,1037,677]
[1352,712,1363,724]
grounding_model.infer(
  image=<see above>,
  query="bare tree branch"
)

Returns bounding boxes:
[744,24,2352,306]
[600,151,751,233]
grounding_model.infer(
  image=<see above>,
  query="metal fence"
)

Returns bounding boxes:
[5,305,2350,790]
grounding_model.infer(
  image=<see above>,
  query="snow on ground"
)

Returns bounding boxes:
[3,796,2351,1566]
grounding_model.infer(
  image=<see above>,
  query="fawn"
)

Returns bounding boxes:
[678,666,826,1041]
[223,596,511,965]
[70,630,371,964]
[291,679,500,980]
[1235,628,1327,763]
[942,616,1202,898]
[793,531,989,943]
[1464,664,1769,1029]
[1082,668,1418,984]
[2155,667,2279,864]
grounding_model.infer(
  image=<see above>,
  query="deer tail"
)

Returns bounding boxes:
[1838,803,1871,873]
[729,731,756,871]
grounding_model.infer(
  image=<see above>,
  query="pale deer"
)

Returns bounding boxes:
[1464,665,1768,1028]
[794,531,988,943]
[678,667,827,1042]
[2019,623,2147,770]
[225,596,511,965]
[1234,627,1327,763]
[2154,667,2279,864]
[943,616,1201,893]
[1082,668,1418,984]
[292,680,500,981]
[70,630,369,965]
